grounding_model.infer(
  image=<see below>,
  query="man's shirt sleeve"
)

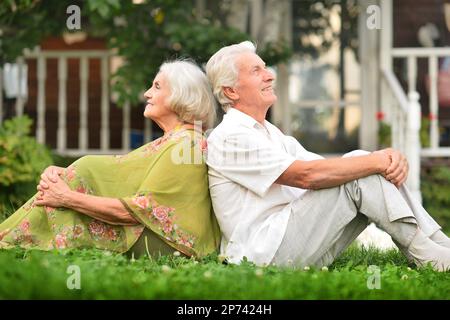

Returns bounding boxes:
[207,132,296,197]
[283,135,325,160]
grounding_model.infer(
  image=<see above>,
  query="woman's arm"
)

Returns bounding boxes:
[36,175,139,226]
[63,191,139,226]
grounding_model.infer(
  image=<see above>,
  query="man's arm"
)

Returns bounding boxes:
[275,152,391,190]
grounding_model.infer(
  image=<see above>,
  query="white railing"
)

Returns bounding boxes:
[0,48,152,156]
[392,47,450,157]
[381,68,422,202]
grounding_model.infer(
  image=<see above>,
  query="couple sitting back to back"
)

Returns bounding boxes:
[1,42,449,272]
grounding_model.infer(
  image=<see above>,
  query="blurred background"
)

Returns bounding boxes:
[1,0,449,231]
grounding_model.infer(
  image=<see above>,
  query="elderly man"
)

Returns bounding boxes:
[205,41,450,271]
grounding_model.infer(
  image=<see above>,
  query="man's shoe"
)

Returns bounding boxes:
[408,228,450,272]
[430,230,450,249]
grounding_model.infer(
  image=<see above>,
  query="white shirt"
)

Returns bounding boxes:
[206,108,324,265]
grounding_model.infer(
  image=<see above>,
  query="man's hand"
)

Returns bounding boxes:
[374,148,409,188]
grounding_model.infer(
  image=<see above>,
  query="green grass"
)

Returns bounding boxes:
[0,245,449,299]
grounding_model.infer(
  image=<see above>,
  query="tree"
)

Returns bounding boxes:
[0,0,293,106]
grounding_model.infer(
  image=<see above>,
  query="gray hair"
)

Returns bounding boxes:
[205,41,256,112]
[160,60,217,129]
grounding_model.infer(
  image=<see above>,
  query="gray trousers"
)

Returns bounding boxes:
[271,150,442,268]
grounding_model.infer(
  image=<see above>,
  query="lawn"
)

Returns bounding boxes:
[0,244,449,299]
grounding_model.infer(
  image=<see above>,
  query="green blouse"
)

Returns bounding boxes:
[0,127,221,258]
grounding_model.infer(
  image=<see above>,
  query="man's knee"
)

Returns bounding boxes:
[342,149,371,158]
[344,174,384,200]
[357,174,383,186]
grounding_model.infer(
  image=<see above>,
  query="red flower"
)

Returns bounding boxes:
[76,186,87,194]
[133,196,150,210]
[54,233,67,249]
[106,228,119,241]
[376,111,385,121]
[88,221,106,237]
[152,206,171,222]
[162,221,173,234]
[19,220,30,233]
[200,139,208,152]
[177,231,194,248]
[23,234,34,245]
[179,236,193,248]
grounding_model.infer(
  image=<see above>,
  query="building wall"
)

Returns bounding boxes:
[394,0,449,48]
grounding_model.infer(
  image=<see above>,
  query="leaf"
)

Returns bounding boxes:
[0,116,53,215]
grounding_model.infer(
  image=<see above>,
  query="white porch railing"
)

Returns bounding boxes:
[391,47,450,157]
[0,48,152,157]
[381,68,422,202]
[380,47,450,202]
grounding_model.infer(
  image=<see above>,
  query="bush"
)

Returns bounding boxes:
[421,165,450,233]
[51,154,79,168]
[0,116,53,219]
[378,117,431,148]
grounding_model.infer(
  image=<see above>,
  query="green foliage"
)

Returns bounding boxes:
[0,116,53,217]
[377,121,392,148]
[0,0,293,106]
[86,0,121,19]
[51,154,80,168]
[421,166,450,232]
[0,245,448,299]
[378,117,432,149]
[0,0,73,61]
[258,40,293,66]
[420,117,431,148]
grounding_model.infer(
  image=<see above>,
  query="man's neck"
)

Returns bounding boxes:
[233,105,269,125]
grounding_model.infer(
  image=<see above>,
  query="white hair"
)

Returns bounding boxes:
[205,41,256,112]
[159,60,217,129]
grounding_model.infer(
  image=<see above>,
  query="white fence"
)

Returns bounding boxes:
[391,47,450,157]
[380,47,450,202]
[0,48,152,157]
[382,68,422,202]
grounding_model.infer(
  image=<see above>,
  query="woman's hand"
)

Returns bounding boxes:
[40,165,65,187]
[35,174,72,208]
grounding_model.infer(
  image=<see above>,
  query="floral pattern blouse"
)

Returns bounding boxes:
[0,127,221,258]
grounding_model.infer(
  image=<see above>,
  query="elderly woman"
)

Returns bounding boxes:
[0,60,221,259]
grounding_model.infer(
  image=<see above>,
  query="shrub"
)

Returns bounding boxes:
[0,116,53,219]
[421,165,450,233]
